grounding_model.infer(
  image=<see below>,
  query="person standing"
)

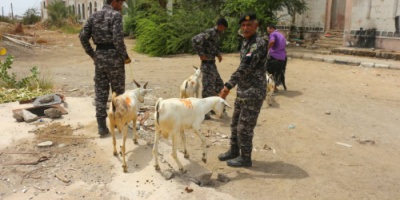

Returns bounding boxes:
[79,0,131,136]
[192,18,228,120]
[266,25,287,91]
[218,13,268,167]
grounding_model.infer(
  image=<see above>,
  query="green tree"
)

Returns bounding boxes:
[124,0,307,55]
[22,8,41,25]
[46,1,69,27]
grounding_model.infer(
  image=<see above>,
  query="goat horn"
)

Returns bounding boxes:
[143,82,148,89]
[192,66,198,70]
[133,79,141,88]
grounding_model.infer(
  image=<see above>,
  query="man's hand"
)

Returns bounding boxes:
[217,55,222,63]
[219,86,230,99]
[200,55,207,61]
[91,57,95,62]
[124,58,132,64]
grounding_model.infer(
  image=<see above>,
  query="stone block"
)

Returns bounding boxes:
[374,64,390,69]
[360,62,375,68]
[334,60,348,65]
[323,58,334,63]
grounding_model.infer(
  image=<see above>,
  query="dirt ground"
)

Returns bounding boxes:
[1,25,400,200]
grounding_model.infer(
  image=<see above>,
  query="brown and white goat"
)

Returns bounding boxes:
[180,66,201,98]
[108,80,152,172]
[152,96,230,172]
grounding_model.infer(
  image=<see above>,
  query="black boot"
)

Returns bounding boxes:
[227,154,252,167]
[97,117,109,136]
[218,145,239,161]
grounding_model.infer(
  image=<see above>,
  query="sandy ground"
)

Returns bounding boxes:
[1,28,400,200]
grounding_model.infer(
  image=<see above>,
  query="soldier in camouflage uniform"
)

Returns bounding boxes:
[219,13,268,167]
[192,18,228,120]
[79,0,131,136]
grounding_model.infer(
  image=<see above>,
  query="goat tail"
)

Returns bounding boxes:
[110,92,117,116]
[155,98,163,127]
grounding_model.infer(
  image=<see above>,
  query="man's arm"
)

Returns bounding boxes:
[79,17,95,59]
[268,41,275,49]
[192,31,207,59]
[267,32,276,49]
[112,13,130,61]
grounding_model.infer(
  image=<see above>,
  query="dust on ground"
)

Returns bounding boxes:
[1,22,400,200]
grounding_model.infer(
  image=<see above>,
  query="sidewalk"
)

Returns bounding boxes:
[286,47,400,70]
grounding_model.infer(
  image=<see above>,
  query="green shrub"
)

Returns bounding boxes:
[22,8,41,25]
[0,55,53,103]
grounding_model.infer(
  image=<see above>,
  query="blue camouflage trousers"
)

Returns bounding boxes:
[94,49,125,118]
[200,60,224,98]
[230,91,264,157]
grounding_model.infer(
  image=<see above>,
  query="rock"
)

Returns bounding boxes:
[13,111,24,122]
[217,173,230,182]
[44,108,62,118]
[288,125,295,129]
[162,169,174,180]
[22,110,38,123]
[325,111,331,115]
[58,144,67,148]
[359,139,375,145]
[38,141,53,147]
[39,95,54,104]
[191,170,213,186]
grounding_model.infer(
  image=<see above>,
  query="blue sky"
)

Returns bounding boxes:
[1,0,41,17]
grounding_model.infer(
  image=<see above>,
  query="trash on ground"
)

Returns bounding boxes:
[336,142,352,148]
[288,125,296,129]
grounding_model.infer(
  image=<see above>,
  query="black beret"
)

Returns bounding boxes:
[238,13,257,24]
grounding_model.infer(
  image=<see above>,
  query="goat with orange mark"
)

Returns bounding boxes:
[153,96,230,172]
[108,80,152,172]
[180,66,201,98]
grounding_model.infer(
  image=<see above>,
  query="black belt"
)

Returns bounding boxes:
[201,59,216,63]
[96,43,116,50]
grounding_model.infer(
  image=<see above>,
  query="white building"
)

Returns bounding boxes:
[41,0,105,23]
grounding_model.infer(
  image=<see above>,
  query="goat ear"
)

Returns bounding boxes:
[222,99,231,108]
[143,82,148,89]
[145,89,153,92]
[193,66,198,70]
[132,79,141,88]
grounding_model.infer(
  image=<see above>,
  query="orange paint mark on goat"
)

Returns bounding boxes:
[179,99,193,109]
[191,81,195,85]
[125,97,131,108]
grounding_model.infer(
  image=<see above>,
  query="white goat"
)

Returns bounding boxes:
[152,96,230,172]
[108,80,152,172]
[266,73,276,106]
[180,66,201,98]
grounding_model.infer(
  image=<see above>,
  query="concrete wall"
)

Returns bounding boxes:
[276,0,326,30]
[350,0,399,31]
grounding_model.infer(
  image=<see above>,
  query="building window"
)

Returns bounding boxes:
[82,4,85,19]
[78,4,81,20]
[94,2,97,12]
[89,2,93,15]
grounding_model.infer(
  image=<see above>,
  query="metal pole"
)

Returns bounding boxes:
[11,3,13,20]
[2,7,4,17]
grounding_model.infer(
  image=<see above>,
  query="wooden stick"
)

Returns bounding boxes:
[55,174,70,183]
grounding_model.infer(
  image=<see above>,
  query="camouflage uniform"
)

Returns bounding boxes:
[192,27,224,98]
[79,4,130,119]
[225,33,268,157]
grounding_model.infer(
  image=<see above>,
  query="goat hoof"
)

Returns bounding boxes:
[113,151,118,156]
[123,165,128,173]
[154,165,160,171]
[202,158,207,163]
[184,153,189,158]
[133,139,138,144]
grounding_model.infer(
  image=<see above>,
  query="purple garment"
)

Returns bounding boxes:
[268,30,286,60]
